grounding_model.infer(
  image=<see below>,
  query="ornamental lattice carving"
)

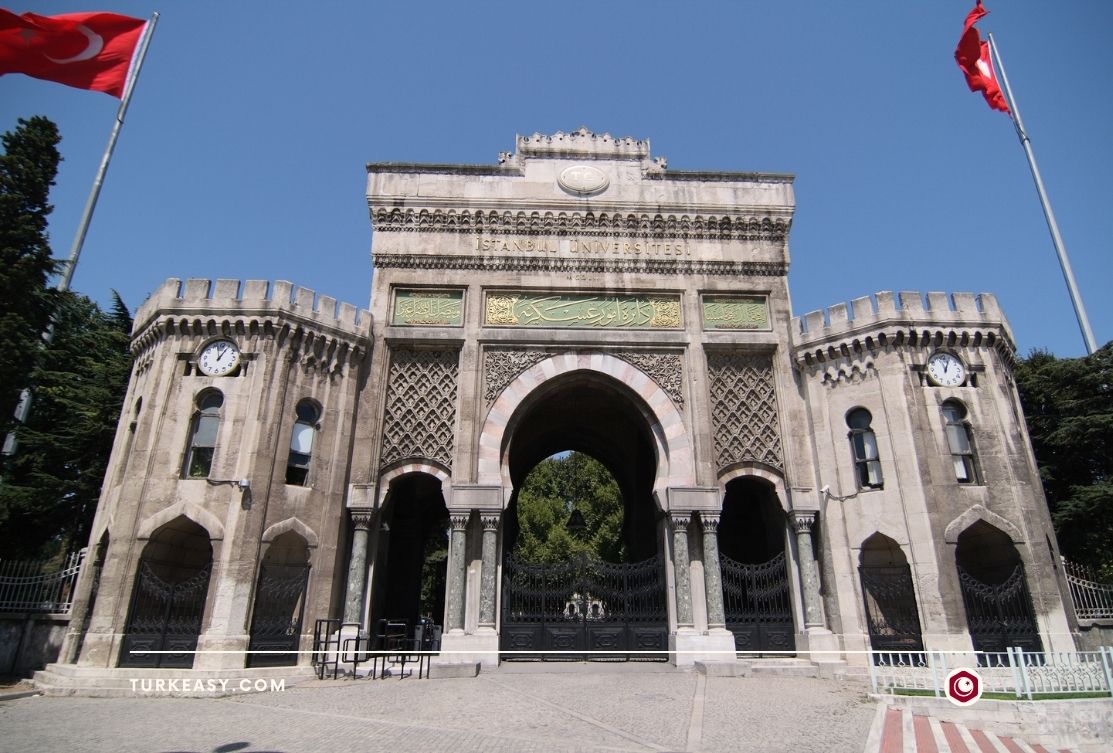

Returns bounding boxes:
[379,348,459,470]
[707,351,783,471]
[483,349,551,403]
[370,208,789,243]
[615,352,684,408]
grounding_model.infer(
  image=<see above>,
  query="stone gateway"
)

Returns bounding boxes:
[51,129,1076,683]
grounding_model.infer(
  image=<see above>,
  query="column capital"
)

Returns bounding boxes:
[700,513,720,532]
[350,509,375,530]
[791,510,818,534]
[450,513,470,531]
[480,513,500,531]
[670,512,692,530]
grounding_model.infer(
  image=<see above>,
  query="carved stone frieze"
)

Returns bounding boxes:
[370,208,789,243]
[379,348,459,470]
[373,254,786,278]
[707,351,784,472]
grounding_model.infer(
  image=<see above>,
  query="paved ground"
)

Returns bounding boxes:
[0,665,878,753]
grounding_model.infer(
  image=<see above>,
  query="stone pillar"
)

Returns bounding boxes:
[671,513,694,628]
[701,514,726,630]
[791,510,824,628]
[446,513,469,633]
[478,514,499,630]
[343,510,375,624]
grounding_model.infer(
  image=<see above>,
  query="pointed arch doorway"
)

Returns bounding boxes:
[498,372,669,660]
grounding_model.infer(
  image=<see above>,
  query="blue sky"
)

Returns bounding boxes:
[3,0,1110,357]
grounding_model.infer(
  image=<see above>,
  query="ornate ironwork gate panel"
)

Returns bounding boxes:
[958,564,1043,658]
[721,551,795,655]
[247,563,311,667]
[859,565,925,653]
[500,552,668,660]
[120,560,211,668]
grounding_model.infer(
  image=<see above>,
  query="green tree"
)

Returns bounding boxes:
[1014,343,1113,580]
[513,452,626,563]
[0,116,62,433]
[0,291,133,558]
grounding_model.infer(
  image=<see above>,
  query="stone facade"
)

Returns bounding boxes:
[54,130,1077,679]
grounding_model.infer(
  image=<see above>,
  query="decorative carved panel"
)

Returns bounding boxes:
[707,352,783,471]
[379,348,459,470]
[615,351,684,408]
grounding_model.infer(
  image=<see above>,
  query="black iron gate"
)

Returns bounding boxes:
[247,563,311,667]
[721,551,795,655]
[119,560,211,668]
[958,564,1043,658]
[859,565,925,653]
[500,552,668,660]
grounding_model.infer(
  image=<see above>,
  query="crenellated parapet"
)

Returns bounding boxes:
[790,291,1016,373]
[130,278,372,375]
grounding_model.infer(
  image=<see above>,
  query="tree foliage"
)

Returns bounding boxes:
[1014,343,1113,579]
[0,290,133,558]
[513,452,626,563]
[0,116,62,431]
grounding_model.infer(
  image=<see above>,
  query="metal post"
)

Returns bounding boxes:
[988,33,1098,355]
[1100,646,1113,698]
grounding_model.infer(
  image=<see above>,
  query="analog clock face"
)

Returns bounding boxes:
[197,340,241,377]
[927,351,966,387]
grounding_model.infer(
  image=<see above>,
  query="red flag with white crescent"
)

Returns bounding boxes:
[0,9,146,98]
[954,1,1010,114]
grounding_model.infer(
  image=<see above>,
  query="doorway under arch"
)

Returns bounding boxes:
[369,472,449,636]
[247,531,311,667]
[119,516,213,668]
[718,477,795,655]
[955,520,1042,657]
[858,533,924,654]
[499,371,668,660]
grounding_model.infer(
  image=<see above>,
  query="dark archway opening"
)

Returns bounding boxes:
[247,531,310,667]
[718,477,795,655]
[858,533,924,655]
[371,473,449,637]
[955,521,1043,659]
[119,517,212,668]
[499,373,667,660]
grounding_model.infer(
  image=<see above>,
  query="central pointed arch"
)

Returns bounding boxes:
[477,353,693,505]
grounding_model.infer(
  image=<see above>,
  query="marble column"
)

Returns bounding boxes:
[671,514,694,628]
[445,513,469,633]
[701,514,726,630]
[478,514,500,630]
[791,511,824,628]
[342,510,375,624]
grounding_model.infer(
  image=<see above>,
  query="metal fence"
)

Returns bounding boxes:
[0,549,86,614]
[867,648,1113,700]
[1063,559,1113,620]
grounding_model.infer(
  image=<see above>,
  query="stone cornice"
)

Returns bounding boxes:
[372,253,786,278]
[516,128,649,160]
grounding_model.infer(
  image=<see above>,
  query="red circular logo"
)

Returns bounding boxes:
[945,668,982,706]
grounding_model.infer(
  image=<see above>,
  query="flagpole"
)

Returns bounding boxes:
[987,32,1098,355]
[57,11,159,293]
[3,13,159,458]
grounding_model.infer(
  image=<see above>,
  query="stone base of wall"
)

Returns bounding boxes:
[1074,621,1113,651]
[0,614,69,678]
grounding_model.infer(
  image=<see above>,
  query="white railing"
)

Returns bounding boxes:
[868,648,1113,700]
[1063,559,1113,620]
[0,549,86,614]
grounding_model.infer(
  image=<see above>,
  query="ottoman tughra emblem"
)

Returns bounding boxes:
[558,165,609,195]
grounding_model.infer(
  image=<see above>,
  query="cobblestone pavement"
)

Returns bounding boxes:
[0,667,877,753]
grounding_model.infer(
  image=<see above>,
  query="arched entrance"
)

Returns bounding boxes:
[499,372,668,659]
[119,516,213,668]
[858,533,924,654]
[718,477,795,655]
[370,472,449,635]
[955,520,1042,657]
[247,531,311,667]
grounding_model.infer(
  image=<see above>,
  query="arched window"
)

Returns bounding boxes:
[183,390,223,478]
[847,408,883,489]
[285,400,320,486]
[942,400,979,484]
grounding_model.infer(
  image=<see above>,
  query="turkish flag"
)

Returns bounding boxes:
[0,9,146,98]
[954,1,1009,114]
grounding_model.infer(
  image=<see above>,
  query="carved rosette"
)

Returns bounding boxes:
[379,348,459,470]
[707,351,784,472]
